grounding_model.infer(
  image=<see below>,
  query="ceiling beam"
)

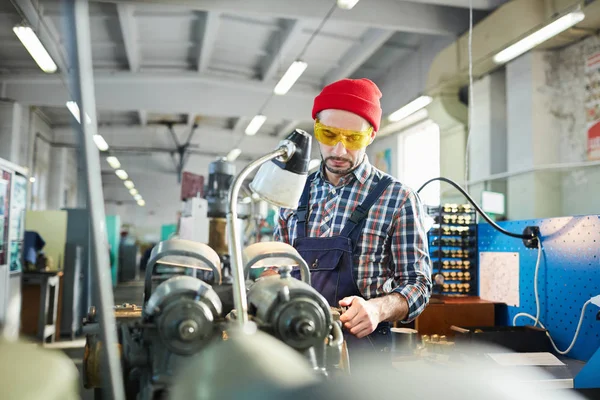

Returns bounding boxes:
[261,19,303,82]
[94,0,477,36]
[323,28,395,85]
[11,0,68,73]
[4,71,317,121]
[116,3,140,72]
[197,12,221,73]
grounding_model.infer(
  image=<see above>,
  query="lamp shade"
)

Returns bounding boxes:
[249,129,311,209]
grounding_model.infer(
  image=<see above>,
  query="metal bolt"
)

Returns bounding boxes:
[295,319,315,337]
[178,320,199,341]
[87,306,96,322]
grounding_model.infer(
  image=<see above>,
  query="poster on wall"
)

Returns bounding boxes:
[584,51,600,160]
[374,148,392,174]
[9,174,27,272]
[0,172,11,266]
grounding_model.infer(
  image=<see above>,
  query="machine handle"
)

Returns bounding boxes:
[244,251,311,286]
[143,241,222,306]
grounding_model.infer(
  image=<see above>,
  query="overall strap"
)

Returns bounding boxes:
[341,175,394,241]
[295,172,317,239]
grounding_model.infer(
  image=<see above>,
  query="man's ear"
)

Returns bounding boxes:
[368,130,377,145]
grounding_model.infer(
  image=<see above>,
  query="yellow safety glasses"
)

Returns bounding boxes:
[313,119,373,151]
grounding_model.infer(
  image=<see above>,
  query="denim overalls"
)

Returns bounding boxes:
[292,172,394,355]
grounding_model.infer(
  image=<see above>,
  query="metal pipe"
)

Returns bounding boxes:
[466,160,600,186]
[67,1,125,399]
[227,146,289,327]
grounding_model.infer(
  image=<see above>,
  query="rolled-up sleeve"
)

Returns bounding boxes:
[390,190,432,323]
[273,208,291,244]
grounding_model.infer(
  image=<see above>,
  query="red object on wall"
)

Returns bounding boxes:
[588,121,600,161]
[180,171,204,200]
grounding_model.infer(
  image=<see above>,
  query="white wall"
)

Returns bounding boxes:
[29,110,54,210]
[545,34,600,216]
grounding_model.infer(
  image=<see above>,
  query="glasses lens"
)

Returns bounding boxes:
[314,122,371,150]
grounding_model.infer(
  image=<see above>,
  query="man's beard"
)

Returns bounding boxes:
[323,156,358,176]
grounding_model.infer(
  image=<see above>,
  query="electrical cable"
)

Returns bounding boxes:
[418,175,594,355]
[464,0,474,192]
[416,176,535,240]
[257,0,337,116]
[512,240,594,355]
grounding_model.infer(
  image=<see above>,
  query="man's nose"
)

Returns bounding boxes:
[331,141,347,156]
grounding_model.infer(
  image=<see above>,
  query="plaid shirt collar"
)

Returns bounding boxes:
[315,154,372,186]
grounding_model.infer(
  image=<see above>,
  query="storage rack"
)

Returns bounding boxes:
[426,203,478,296]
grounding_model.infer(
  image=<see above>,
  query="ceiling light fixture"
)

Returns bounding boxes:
[227,148,242,161]
[134,194,142,201]
[66,101,92,124]
[493,10,585,64]
[245,115,267,136]
[388,95,433,122]
[12,25,57,73]
[115,169,129,180]
[137,199,146,207]
[129,188,138,196]
[124,180,135,189]
[106,156,121,169]
[337,0,360,10]
[274,60,308,95]
[93,135,109,151]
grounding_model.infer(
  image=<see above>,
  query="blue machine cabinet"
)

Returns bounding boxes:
[477,215,600,389]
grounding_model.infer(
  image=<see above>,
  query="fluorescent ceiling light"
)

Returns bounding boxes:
[227,148,242,161]
[274,61,308,95]
[388,96,433,122]
[337,0,360,9]
[137,199,146,207]
[129,188,138,196]
[12,25,57,73]
[115,169,129,180]
[124,180,135,189]
[66,101,92,124]
[93,135,109,151]
[493,10,585,64]
[106,156,121,169]
[245,115,266,136]
[379,109,429,137]
[134,194,142,201]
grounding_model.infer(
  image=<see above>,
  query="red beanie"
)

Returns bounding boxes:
[312,78,382,132]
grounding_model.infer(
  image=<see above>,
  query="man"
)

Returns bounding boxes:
[273,78,432,353]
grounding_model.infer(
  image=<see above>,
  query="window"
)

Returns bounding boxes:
[397,120,441,206]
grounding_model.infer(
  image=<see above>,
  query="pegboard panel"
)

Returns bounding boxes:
[478,215,600,362]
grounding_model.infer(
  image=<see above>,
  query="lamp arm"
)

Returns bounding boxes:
[227,145,292,327]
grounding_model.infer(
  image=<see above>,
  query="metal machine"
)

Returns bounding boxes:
[83,240,226,400]
[82,239,345,399]
[205,158,250,283]
[243,242,345,376]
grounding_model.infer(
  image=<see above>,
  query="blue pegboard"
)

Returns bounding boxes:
[477,215,600,363]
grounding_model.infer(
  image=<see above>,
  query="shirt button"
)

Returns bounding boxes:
[331,188,337,195]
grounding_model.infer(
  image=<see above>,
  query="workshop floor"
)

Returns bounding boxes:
[43,279,145,400]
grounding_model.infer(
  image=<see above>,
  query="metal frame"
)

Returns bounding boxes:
[244,252,311,285]
[63,1,125,398]
[143,239,222,307]
[226,145,292,327]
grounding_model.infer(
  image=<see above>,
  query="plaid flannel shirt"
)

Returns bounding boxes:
[273,155,432,322]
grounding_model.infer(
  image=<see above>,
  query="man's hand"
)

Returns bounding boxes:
[338,296,381,338]
[258,269,279,278]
